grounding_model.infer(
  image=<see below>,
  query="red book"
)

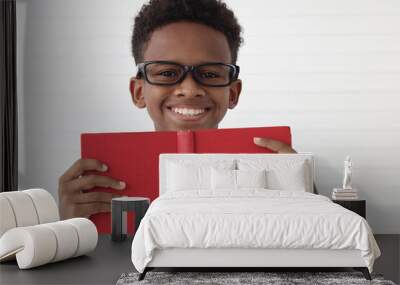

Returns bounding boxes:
[81,126,291,233]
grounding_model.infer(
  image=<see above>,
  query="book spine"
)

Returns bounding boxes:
[333,193,358,196]
[332,196,359,200]
[177,130,195,153]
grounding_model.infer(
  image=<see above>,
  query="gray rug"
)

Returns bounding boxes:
[116,271,396,285]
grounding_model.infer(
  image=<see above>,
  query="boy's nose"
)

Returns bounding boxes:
[172,73,206,98]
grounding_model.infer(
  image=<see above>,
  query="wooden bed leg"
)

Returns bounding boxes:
[138,268,148,281]
[354,267,372,280]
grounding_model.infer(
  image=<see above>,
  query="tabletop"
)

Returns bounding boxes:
[0,235,133,285]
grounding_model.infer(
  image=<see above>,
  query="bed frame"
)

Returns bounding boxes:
[141,248,370,280]
[138,153,372,281]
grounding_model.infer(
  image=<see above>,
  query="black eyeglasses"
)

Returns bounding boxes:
[136,61,240,87]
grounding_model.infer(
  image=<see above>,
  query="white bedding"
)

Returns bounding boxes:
[131,190,380,273]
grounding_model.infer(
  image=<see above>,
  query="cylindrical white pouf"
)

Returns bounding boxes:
[0,218,97,269]
[64,218,98,257]
[0,196,17,237]
[0,226,57,269]
[0,192,39,227]
[42,221,79,262]
[23,189,59,223]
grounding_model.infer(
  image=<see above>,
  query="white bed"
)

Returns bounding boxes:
[131,153,380,280]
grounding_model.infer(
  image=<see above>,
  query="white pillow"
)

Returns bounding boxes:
[267,161,308,191]
[211,168,267,190]
[166,160,235,192]
[211,168,236,190]
[236,169,267,189]
[238,159,310,192]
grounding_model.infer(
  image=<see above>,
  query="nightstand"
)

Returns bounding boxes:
[332,199,366,219]
[111,197,150,242]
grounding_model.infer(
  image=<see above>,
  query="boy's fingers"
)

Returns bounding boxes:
[74,192,121,204]
[66,175,126,193]
[253,137,297,153]
[59,159,108,184]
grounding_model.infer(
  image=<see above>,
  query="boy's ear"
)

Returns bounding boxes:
[130,77,146,108]
[228,79,242,109]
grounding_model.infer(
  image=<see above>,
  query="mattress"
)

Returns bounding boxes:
[131,190,380,273]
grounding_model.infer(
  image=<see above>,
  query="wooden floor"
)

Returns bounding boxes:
[373,234,400,284]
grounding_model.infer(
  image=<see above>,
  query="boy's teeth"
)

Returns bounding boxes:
[171,108,206,116]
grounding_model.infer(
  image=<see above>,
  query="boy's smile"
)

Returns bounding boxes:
[130,22,242,131]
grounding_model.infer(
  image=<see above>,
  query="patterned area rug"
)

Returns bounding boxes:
[116,271,396,285]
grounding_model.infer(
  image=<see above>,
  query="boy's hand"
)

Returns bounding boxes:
[253,137,297,153]
[58,159,125,219]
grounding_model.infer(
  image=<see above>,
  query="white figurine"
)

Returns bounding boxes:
[342,155,353,190]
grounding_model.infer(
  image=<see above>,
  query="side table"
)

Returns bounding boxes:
[111,197,150,242]
[332,199,366,219]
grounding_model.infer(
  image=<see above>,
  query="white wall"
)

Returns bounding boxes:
[17,0,400,233]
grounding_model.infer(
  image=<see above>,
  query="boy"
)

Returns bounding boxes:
[58,0,296,219]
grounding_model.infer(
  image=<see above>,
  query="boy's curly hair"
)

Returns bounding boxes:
[132,0,243,64]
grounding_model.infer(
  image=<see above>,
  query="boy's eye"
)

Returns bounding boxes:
[199,72,220,79]
[157,70,178,78]
[146,63,183,82]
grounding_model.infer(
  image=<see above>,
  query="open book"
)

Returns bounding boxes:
[81,126,291,233]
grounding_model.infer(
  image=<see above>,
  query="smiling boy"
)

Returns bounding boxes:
[130,12,242,131]
[58,0,296,219]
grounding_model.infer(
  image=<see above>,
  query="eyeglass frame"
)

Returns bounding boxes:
[136,60,240,87]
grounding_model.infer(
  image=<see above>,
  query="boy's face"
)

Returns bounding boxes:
[130,22,242,131]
